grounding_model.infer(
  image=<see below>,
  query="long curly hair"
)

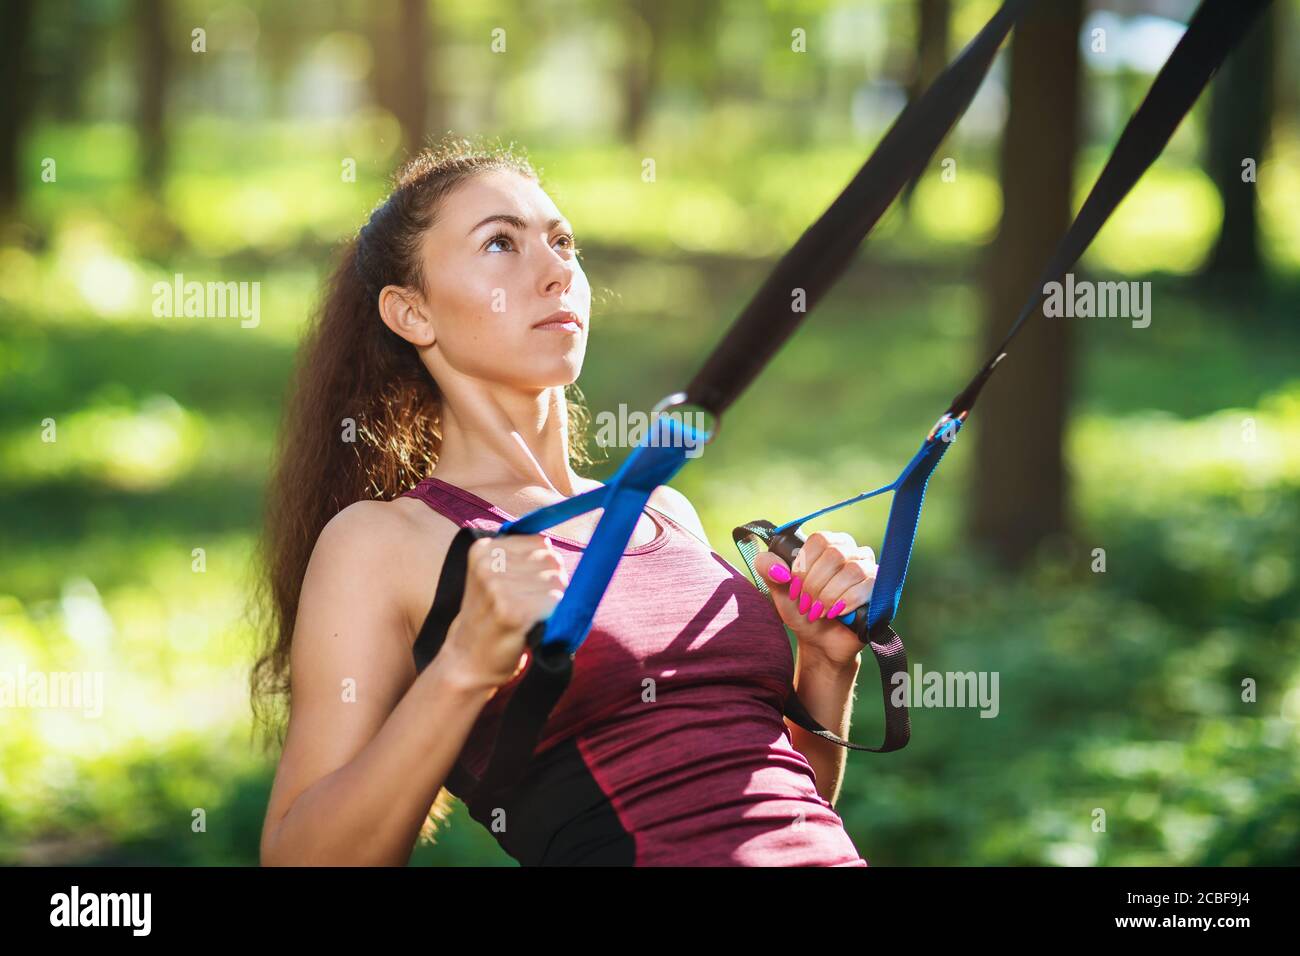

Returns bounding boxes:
[249,135,595,844]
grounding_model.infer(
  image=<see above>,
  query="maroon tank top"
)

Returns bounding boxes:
[403,475,868,867]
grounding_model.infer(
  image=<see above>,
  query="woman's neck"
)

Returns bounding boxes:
[430,382,581,497]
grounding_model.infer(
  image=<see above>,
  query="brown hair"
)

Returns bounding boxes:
[249,136,594,844]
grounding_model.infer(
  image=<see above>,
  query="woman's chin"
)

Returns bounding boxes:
[517,363,583,390]
[543,354,585,384]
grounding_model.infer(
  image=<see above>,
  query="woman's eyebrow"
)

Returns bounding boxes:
[468,214,567,236]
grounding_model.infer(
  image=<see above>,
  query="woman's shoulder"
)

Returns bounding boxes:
[316,496,456,554]
[308,497,463,641]
[648,484,711,546]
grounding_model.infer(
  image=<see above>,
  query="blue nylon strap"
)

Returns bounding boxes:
[498,416,705,654]
[772,481,897,535]
[773,418,962,633]
[865,418,961,629]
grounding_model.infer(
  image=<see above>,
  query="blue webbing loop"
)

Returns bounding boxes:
[773,416,962,632]
[866,417,961,629]
[498,415,705,654]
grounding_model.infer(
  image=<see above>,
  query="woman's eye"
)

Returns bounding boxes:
[484,232,578,254]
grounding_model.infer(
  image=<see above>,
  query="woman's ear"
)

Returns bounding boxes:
[377,284,436,348]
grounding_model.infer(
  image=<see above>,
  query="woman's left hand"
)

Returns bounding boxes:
[753,530,876,668]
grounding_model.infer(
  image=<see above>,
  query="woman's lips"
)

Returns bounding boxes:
[534,319,582,333]
[533,310,582,333]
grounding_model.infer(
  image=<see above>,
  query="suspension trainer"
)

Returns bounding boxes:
[414,0,1273,805]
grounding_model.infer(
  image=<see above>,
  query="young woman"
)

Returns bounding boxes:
[253,138,882,866]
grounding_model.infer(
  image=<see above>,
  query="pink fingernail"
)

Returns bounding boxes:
[828,600,846,618]
[789,575,802,600]
[769,563,791,583]
[798,592,812,614]
[807,600,824,622]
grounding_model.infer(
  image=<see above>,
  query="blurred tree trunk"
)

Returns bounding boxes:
[397,0,429,155]
[911,0,950,105]
[372,1,442,156]
[136,0,170,192]
[970,0,1083,569]
[0,0,34,216]
[48,2,95,121]
[902,0,950,207]
[1203,2,1276,279]
[620,0,667,144]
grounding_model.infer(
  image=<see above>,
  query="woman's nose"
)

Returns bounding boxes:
[538,244,575,295]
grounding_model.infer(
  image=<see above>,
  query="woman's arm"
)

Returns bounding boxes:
[752,531,877,807]
[259,502,494,867]
[787,649,861,806]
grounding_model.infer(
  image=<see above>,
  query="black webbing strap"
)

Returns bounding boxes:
[412,526,571,804]
[734,0,1269,753]
[683,0,1032,419]
[418,0,1272,788]
[945,0,1274,419]
[413,526,494,672]
[783,627,909,752]
[733,520,910,751]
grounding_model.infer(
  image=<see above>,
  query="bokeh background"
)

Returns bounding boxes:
[1,0,1297,866]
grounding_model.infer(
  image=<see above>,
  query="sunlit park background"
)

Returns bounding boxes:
[1,0,1298,867]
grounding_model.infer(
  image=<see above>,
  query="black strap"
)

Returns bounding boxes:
[783,624,910,753]
[413,528,571,804]
[945,0,1273,418]
[420,0,1272,789]
[733,0,1270,751]
[412,526,496,673]
[684,0,1031,419]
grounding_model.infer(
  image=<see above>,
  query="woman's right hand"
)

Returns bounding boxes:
[442,534,570,692]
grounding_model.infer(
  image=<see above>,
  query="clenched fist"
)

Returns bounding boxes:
[443,534,570,692]
[753,530,877,667]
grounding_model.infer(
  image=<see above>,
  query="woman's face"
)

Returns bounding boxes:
[415,169,590,390]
